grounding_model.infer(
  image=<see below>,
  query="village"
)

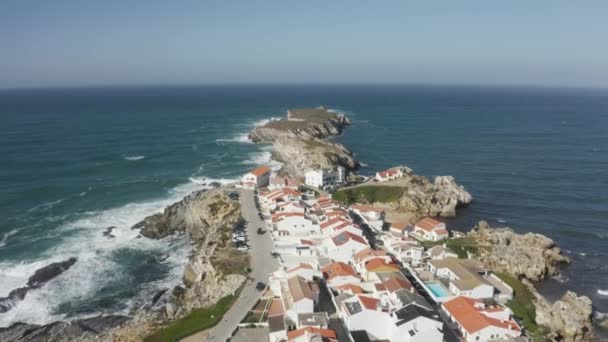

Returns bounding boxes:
[236,165,523,342]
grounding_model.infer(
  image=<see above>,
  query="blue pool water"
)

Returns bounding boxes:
[427,282,451,298]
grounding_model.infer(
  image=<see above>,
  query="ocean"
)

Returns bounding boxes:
[0,85,607,326]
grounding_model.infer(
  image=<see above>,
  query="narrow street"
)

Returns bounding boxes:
[183,189,277,342]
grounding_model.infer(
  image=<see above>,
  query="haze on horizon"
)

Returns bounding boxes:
[1,1,607,89]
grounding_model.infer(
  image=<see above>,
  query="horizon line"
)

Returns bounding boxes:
[1,81,607,92]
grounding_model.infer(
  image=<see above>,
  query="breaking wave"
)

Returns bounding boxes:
[0,176,233,327]
[124,155,145,161]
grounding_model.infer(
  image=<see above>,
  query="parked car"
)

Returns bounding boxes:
[257,228,265,235]
[255,282,266,291]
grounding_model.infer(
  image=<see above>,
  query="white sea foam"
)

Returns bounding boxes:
[216,132,252,144]
[598,289,608,296]
[124,155,145,161]
[0,176,236,327]
[0,229,19,248]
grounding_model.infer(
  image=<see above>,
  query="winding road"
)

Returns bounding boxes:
[182,188,277,342]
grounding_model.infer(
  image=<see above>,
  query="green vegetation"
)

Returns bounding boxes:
[421,237,480,259]
[289,107,336,123]
[332,185,404,204]
[495,273,547,340]
[211,248,250,276]
[144,294,237,342]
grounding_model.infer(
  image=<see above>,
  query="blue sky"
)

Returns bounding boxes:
[1,1,607,88]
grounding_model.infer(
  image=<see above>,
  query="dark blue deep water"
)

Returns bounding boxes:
[1,85,607,325]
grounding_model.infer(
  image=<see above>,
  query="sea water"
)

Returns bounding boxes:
[1,85,606,326]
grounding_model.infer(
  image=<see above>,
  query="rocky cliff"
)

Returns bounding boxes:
[249,107,359,179]
[468,221,594,341]
[1,187,247,341]
[395,168,472,217]
[249,107,351,143]
[272,137,359,179]
[132,187,246,318]
[468,220,569,282]
[340,166,472,218]
[534,290,595,342]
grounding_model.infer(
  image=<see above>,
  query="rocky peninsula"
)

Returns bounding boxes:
[249,107,359,179]
[467,221,594,341]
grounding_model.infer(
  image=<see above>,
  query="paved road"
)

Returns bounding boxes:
[182,189,278,342]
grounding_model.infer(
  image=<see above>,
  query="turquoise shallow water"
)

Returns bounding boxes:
[0,85,607,325]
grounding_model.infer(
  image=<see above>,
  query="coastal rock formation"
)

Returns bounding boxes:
[248,107,359,180]
[468,220,569,281]
[0,315,130,342]
[533,289,594,342]
[132,187,240,240]
[133,187,245,315]
[0,257,77,313]
[249,107,351,143]
[272,137,359,179]
[467,221,594,341]
[396,172,472,217]
[342,166,472,218]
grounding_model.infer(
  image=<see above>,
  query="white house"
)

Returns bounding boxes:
[392,244,425,266]
[413,217,449,241]
[340,294,443,342]
[287,263,316,281]
[321,262,361,288]
[273,212,316,237]
[389,221,413,237]
[323,231,368,263]
[427,244,458,260]
[389,305,444,342]
[442,296,521,342]
[305,167,345,190]
[427,258,495,300]
[375,168,404,182]
[283,275,319,324]
[241,165,271,189]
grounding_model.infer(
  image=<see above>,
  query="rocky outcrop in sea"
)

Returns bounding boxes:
[468,221,594,342]
[0,258,77,314]
[249,107,359,179]
[386,166,472,217]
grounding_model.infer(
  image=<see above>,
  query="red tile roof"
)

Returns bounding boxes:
[268,298,285,317]
[415,217,443,232]
[443,296,521,334]
[287,327,337,341]
[365,259,399,273]
[322,262,359,281]
[382,276,413,293]
[332,232,367,246]
[358,295,380,310]
[249,165,271,177]
[337,283,365,294]
[353,248,387,263]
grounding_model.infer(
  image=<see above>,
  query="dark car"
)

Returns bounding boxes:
[255,282,266,291]
[271,252,279,258]
[257,227,266,235]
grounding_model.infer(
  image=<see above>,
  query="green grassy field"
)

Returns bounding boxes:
[495,273,548,340]
[143,294,237,342]
[332,185,404,204]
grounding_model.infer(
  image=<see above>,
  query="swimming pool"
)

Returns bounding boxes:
[426,282,451,298]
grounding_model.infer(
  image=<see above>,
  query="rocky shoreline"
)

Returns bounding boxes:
[250,107,598,340]
[0,186,247,341]
[0,106,600,341]
[467,221,594,341]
